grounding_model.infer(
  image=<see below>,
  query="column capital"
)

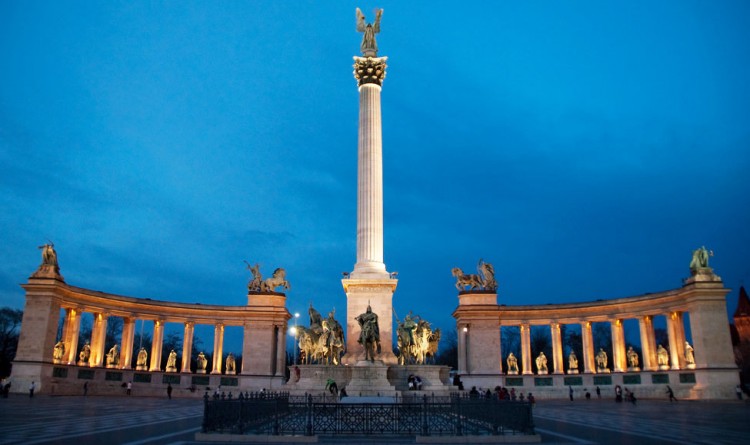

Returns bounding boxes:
[353,56,387,87]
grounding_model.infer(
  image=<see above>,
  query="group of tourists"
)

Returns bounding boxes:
[467,385,535,404]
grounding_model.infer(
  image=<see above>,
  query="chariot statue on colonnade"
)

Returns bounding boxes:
[452,259,498,291]
[297,305,345,365]
[245,261,290,292]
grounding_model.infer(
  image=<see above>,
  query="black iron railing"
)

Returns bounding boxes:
[202,392,534,437]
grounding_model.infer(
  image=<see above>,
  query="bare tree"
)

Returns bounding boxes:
[0,307,23,377]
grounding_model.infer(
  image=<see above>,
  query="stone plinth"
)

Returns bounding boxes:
[567,369,579,374]
[346,363,395,396]
[386,365,454,392]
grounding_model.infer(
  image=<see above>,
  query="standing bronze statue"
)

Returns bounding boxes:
[356,8,383,57]
[356,304,381,362]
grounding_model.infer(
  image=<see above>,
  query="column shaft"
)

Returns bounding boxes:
[211,324,225,374]
[181,322,195,373]
[611,319,626,372]
[149,320,164,371]
[520,324,532,375]
[89,313,108,367]
[64,308,82,365]
[551,323,564,374]
[582,322,595,373]
[275,325,286,376]
[639,316,657,371]
[457,325,467,374]
[120,318,136,369]
[666,312,682,370]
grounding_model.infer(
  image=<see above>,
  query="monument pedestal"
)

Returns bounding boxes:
[567,369,579,374]
[346,363,395,396]
[341,278,398,366]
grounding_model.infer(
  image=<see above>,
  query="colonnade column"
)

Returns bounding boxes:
[550,322,564,374]
[63,308,82,365]
[520,324,532,375]
[457,325,467,374]
[149,320,164,371]
[581,322,595,373]
[120,317,136,369]
[211,323,224,375]
[639,316,657,371]
[89,312,108,367]
[181,321,195,373]
[666,311,684,369]
[610,319,626,373]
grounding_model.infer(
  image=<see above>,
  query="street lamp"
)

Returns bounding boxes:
[289,312,300,364]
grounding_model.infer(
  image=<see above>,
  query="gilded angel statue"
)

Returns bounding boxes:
[356,8,383,57]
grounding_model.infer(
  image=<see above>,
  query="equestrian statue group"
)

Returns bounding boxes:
[297,306,346,365]
[395,311,440,365]
[451,259,498,291]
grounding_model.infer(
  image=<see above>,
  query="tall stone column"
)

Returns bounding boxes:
[211,323,225,375]
[520,324,532,375]
[181,321,195,373]
[120,317,136,369]
[63,308,82,365]
[275,325,286,377]
[550,322,564,374]
[342,54,397,365]
[610,319,626,373]
[89,313,108,367]
[638,316,657,371]
[149,320,164,372]
[581,322,595,373]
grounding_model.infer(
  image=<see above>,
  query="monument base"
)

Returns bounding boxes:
[507,370,519,375]
[166,366,177,373]
[686,364,696,370]
[346,363,395,396]
[136,365,148,371]
[627,366,640,372]
[537,370,548,375]
[597,368,611,374]
[567,369,579,374]
[659,365,670,371]
[196,369,206,374]
[226,370,236,375]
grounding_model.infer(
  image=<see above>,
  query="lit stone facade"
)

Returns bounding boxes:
[454,271,739,399]
[11,272,290,396]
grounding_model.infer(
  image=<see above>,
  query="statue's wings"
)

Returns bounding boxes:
[373,9,382,33]
[356,8,366,32]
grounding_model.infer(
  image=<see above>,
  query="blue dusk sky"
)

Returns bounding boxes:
[1,1,749,346]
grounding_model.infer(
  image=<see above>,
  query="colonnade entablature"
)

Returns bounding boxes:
[453,273,736,389]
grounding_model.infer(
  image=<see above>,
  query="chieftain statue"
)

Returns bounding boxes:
[356,8,383,57]
[136,347,148,370]
[106,344,120,368]
[297,305,345,365]
[689,246,712,275]
[356,304,381,362]
[452,259,498,291]
[395,311,440,365]
[53,341,65,363]
[32,241,63,279]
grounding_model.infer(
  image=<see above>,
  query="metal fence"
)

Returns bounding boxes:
[202,392,535,437]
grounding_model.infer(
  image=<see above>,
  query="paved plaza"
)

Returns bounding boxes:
[0,394,748,444]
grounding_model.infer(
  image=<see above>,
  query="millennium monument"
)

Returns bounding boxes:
[7,9,740,401]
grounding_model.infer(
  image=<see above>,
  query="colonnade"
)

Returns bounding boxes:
[55,309,248,374]
[454,271,737,382]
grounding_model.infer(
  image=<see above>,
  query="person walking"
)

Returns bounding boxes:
[83,381,88,396]
[167,383,173,400]
[569,386,574,401]
[596,386,601,399]
[126,381,132,396]
[29,381,35,398]
[666,385,676,402]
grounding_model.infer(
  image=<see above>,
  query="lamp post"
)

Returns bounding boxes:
[290,312,300,365]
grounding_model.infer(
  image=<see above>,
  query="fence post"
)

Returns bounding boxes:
[421,394,429,436]
[455,394,463,436]
[306,394,313,436]
[202,394,209,433]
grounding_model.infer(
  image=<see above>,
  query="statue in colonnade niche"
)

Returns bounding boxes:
[568,351,579,374]
[451,259,498,292]
[506,352,519,374]
[657,344,670,368]
[53,341,65,363]
[626,346,640,370]
[79,342,91,365]
[689,246,712,275]
[166,349,178,372]
[595,348,608,372]
[106,344,120,368]
[685,341,695,368]
[225,353,236,374]
[535,352,548,374]
[356,304,381,362]
[136,347,148,370]
[197,351,208,373]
